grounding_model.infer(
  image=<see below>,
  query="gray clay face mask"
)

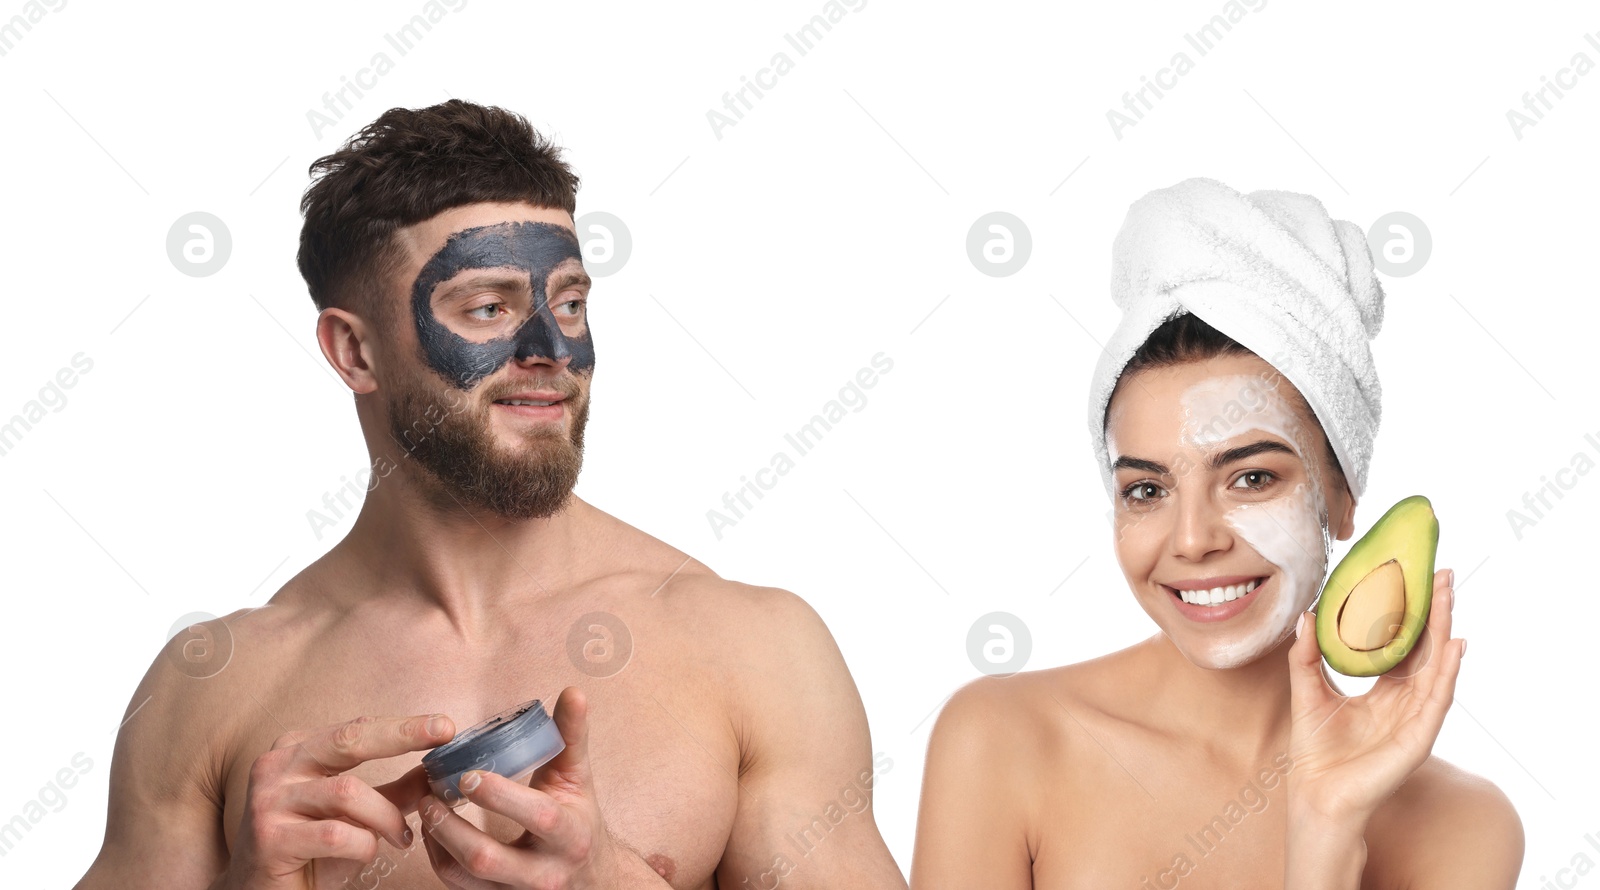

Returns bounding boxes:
[410,220,593,390]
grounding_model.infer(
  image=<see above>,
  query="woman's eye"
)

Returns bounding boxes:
[1121,481,1166,504]
[1232,470,1275,491]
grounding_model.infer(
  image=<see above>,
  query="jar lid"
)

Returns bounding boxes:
[421,699,566,806]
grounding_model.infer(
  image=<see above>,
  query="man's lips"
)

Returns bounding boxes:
[490,391,568,405]
[489,391,569,420]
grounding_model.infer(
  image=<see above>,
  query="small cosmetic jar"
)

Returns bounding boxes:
[421,699,565,807]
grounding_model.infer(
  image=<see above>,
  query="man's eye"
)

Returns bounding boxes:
[1231,470,1275,491]
[467,303,503,320]
[557,299,584,317]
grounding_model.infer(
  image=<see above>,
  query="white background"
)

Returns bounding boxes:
[2,0,1596,885]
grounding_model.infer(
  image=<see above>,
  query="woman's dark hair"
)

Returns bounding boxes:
[297,99,581,318]
[1109,312,1348,492]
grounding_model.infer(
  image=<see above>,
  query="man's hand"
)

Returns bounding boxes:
[419,686,668,889]
[215,713,457,890]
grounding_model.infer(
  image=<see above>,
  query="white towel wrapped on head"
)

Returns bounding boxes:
[1087,177,1385,500]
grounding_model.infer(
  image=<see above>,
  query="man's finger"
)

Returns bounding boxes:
[421,827,501,890]
[374,763,435,816]
[275,817,383,864]
[419,794,531,884]
[279,774,413,849]
[293,714,456,775]
[539,686,592,789]
[459,769,579,849]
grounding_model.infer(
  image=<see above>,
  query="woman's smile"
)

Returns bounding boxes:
[1163,574,1271,623]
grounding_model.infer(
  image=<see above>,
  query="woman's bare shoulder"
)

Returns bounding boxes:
[1367,755,1524,887]
[930,644,1147,761]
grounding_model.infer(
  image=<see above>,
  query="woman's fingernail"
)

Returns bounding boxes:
[460,770,482,794]
[1295,612,1305,639]
[402,827,414,846]
[1447,568,1456,589]
[1460,638,1468,658]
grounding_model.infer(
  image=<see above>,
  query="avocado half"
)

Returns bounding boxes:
[1314,495,1439,677]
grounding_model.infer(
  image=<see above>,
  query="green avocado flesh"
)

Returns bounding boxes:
[1314,495,1439,677]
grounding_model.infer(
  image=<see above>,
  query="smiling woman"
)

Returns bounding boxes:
[1104,319,1352,672]
[908,178,1522,890]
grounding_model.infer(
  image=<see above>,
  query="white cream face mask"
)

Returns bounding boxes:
[1174,373,1333,669]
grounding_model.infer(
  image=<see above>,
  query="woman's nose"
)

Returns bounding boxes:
[1169,488,1230,562]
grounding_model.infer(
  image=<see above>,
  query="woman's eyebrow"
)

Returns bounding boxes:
[1208,439,1298,469]
[1112,455,1171,475]
[1111,440,1299,477]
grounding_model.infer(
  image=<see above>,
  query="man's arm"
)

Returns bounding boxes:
[714,586,907,890]
[75,622,232,888]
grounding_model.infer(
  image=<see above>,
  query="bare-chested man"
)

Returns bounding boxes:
[74,100,906,890]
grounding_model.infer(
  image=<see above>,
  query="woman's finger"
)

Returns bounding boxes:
[1287,611,1338,720]
[1376,567,1454,689]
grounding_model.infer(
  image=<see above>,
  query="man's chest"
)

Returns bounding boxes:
[216,622,740,888]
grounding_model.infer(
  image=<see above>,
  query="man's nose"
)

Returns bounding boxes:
[510,306,573,365]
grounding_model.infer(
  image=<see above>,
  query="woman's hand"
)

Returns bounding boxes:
[1284,567,1465,825]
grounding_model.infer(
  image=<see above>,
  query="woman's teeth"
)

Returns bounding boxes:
[1175,578,1263,606]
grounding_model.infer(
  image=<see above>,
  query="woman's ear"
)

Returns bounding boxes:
[1332,484,1357,541]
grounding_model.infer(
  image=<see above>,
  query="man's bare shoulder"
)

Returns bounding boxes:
[1367,754,1523,885]
[580,501,823,632]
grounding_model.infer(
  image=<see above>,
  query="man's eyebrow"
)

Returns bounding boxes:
[1207,439,1297,470]
[430,272,531,302]
[546,265,592,294]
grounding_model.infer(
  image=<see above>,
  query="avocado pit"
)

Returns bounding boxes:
[1336,558,1406,651]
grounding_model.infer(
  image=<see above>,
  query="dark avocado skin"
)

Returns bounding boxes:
[1315,495,1440,677]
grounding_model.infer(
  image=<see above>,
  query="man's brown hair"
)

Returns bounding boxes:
[296,99,581,318]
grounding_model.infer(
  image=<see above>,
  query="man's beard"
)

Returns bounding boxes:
[387,372,589,521]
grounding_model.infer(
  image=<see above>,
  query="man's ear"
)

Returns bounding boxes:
[317,307,380,394]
